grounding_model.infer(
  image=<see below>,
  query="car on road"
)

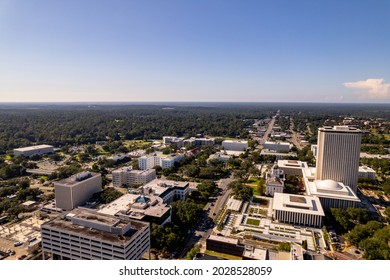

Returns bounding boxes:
[13,242,23,247]
[18,255,27,260]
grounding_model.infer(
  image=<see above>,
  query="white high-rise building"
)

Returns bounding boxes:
[315,126,361,192]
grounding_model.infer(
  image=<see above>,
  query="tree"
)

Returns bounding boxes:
[384,207,390,223]
[171,199,203,227]
[186,245,200,260]
[228,180,253,201]
[278,242,291,252]
[93,188,123,204]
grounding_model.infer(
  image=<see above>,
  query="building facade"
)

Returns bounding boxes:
[54,172,102,211]
[13,144,54,157]
[138,153,184,170]
[41,208,150,260]
[264,141,290,152]
[315,126,361,192]
[112,167,156,187]
[265,164,285,196]
[222,140,248,151]
[272,193,324,228]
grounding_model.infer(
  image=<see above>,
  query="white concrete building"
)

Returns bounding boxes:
[138,153,184,170]
[141,179,189,204]
[358,166,377,179]
[163,136,185,147]
[272,193,325,228]
[264,141,290,152]
[99,193,171,225]
[316,126,361,192]
[54,172,102,211]
[277,159,361,210]
[13,144,54,157]
[305,179,360,210]
[41,208,150,260]
[112,167,156,187]
[222,140,248,151]
[265,164,285,196]
[183,137,215,147]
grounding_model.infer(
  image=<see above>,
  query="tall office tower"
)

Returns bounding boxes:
[315,126,361,192]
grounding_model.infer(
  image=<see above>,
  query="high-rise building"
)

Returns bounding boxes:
[315,126,361,192]
[54,172,102,211]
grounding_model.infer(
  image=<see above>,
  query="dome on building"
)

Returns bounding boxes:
[317,180,343,191]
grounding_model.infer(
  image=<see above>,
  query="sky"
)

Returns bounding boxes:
[0,0,389,103]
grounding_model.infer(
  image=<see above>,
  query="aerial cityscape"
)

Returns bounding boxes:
[0,1,389,262]
[0,103,389,260]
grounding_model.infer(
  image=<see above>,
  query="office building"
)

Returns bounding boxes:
[277,159,361,210]
[272,193,324,228]
[99,193,171,225]
[222,140,248,151]
[315,126,361,192]
[163,136,184,147]
[305,179,360,210]
[141,179,189,204]
[13,144,54,157]
[54,172,102,211]
[358,166,377,179]
[41,208,150,260]
[264,141,290,152]
[138,153,184,170]
[112,167,156,187]
[183,137,215,147]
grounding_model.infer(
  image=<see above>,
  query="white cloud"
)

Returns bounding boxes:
[343,78,390,99]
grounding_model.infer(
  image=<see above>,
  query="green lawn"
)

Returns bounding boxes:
[246,218,261,226]
[5,154,12,160]
[246,177,262,196]
[252,196,269,206]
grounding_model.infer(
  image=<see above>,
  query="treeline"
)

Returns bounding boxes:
[0,104,275,154]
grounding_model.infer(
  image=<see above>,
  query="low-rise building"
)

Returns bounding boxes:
[206,235,244,257]
[222,140,248,151]
[265,164,285,196]
[112,167,156,187]
[141,179,190,204]
[272,193,325,228]
[264,141,290,152]
[13,144,54,157]
[54,172,102,211]
[138,153,184,170]
[41,208,150,260]
[358,166,377,179]
[99,193,171,225]
[183,137,215,147]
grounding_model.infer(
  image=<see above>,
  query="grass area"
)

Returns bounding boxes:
[246,178,261,196]
[5,154,12,160]
[246,218,260,226]
[385,134,390,140]
[205,250,242,260]
[123,140,151,147]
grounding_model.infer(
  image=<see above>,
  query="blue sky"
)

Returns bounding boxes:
[0,0,389,102]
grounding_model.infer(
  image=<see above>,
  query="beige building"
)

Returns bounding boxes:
[112,167,156,187]
[316,126,361,192]
[141,179,190,204]
[54,172,102,211]
[265,164,285,196]
[41,208,150,260]
[99,193,171,225]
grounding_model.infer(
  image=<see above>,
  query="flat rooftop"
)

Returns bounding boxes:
[243,247,267,260]
[14,144,53,152]
[42,208,148,245]
[273,193,325,216]
[55,171,100,186]
[98,193,169,219]
[319,126,361,133]
[208,234,239,245]
[142,179,189,196]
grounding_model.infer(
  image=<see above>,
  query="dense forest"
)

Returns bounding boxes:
[0,103,389,154]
